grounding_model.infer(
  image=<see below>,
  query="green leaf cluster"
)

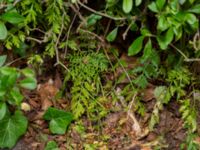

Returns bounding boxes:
[0,55,37,149]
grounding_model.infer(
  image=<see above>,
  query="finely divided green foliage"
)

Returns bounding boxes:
[149,68,194,131]
[68,52,109,119]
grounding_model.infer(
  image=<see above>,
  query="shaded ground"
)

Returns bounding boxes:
[10,73,188,150]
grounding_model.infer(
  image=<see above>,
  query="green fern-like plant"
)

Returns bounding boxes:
[67,52,109,119]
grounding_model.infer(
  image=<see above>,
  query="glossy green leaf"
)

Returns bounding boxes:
[135,0,142,6]
[0,111,28,149]
[141,39,152,62]
[0,55,7,67]
[106,27,118,42]
[19,77,37,90]
[0,102,7,120]
[10,89,24,105]
[157,28,174,50]
[148,2,159,13]
[123,0,133,13]
[0,67,18,87]
[156,0,165,10]
[141,28,151,37]
[21,68,35,78]
[188,4,200,14]
[43,107,73,134]
[157,15,169,31]
[87,14,102,26]
[1,12,25,24]
[185,13,198,25]
[0,22,7,40]
[128,36,144,56]
[173,27,182,41]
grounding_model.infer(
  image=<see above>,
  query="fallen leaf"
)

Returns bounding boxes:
[37,79,58,110]
[21,102,31,111]
[142,85,155,102]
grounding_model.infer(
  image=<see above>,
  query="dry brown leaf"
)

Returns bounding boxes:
[142,85,155,102]
[37,79,59,110]
[54,71,62,89]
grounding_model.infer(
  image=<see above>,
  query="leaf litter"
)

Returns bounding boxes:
[11,62,194,150]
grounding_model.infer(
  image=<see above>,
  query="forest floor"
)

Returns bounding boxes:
[9,57,197,150]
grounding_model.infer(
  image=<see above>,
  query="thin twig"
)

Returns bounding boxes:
[127,93,137,115]
[29,28,46,34]
[77,0,128,21]
[104,20,112,38]
[123,21,135,40]
[5,56,27,66]
[69,3,86,24]
[193,30,200,51]
[64,14,77,56]
[170,44,200,62]
[26,37,44,44]
[0,0,21,9]
[54,14,65,66]
[79,28,104,42]
[127,93,142,136]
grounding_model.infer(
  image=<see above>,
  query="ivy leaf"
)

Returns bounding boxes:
[188,4,200,14]
[0,22,8,40]
[106,27,118,42]
[0,111,28,149]
[1,12,25,24]
[148,2,159,13]
[19,77,37,90]
[0,55,7,67]
[157,28,174,50]
[0,102,7,120]
[123,0,133,13]
[45,141,59,150]
[43,107,73,134]
[128,36,144,56]
[135,0,142,6]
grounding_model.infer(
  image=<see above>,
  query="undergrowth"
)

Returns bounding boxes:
[0,0,200,149]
